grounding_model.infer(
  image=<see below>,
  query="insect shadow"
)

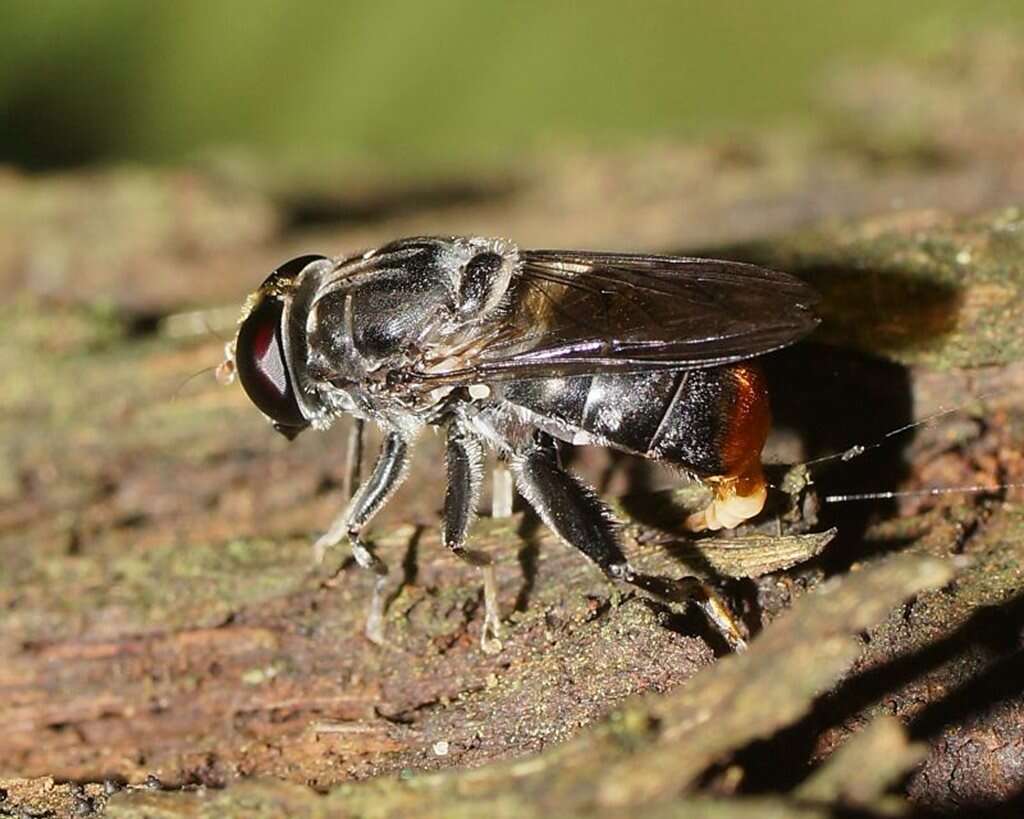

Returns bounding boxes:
[609,342,916,565]
[757,249,965,572]
[648,244,963,573]
[763,341,916,569]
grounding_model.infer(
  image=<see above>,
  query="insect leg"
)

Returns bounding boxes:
[313,429,412,561]
[341,417,365,502]
[511,432,747,651]
[491,463,514,518]
[445,423,503,653]
[625,572,747,652]
[314,429,414,645]
[509,432,630,577]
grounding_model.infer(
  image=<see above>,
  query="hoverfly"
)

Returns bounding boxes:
[220,237,819,651]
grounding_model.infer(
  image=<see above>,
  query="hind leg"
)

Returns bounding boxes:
[509,433,631,578]
[510,432,747,651]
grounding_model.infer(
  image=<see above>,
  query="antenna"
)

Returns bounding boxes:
[788,390,1020,505]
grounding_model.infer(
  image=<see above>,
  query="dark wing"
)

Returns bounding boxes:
[413,250,820,387]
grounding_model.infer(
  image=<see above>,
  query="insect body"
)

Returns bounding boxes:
[224,236,819,650]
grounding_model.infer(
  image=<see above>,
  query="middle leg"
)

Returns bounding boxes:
[444,422,503,653]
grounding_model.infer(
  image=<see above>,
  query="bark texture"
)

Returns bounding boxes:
[2,31,1024,817]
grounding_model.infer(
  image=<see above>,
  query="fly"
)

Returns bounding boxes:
[219,236,820,651]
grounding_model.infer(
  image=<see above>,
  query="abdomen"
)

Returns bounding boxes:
[501,364,770,479]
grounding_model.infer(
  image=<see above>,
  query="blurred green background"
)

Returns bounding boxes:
[2,0,1022,172]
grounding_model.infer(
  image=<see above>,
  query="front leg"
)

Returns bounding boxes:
[314,429,414,643]
[314,429,413,560]
[444,422,502,653]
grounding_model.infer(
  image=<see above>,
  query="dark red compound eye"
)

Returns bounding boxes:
[236,296,307,437]
[235,256,325,438]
